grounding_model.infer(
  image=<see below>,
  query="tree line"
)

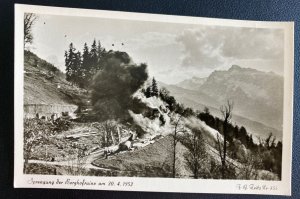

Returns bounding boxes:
[196,106,282,178]
[142,81,282,179]
[64,40,106,88]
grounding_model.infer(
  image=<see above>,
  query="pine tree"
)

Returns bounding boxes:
[89,39,98,78]
[145,86,152,98]
[96,40,105,69]
[151,77,158,97]
[90,39,97,58]
[65,43,76,83]
[204,107,210,115]
[81,42,90,87]
[234,125,239,139]
[239,126,248,146]
[74,51,82,86]
[64,43,83,86]
[64,50,70,80]
[248,134,254,149]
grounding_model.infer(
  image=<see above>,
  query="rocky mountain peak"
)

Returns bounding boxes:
[229,65,242,71]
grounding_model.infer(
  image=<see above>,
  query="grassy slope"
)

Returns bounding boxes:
[92,135,192,178]
[24,51,88,105]
[92,135,279,180]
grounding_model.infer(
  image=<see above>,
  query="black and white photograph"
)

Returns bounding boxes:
[14,4,294,195]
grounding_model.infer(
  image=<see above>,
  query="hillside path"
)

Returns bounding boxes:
[28,149,108,170]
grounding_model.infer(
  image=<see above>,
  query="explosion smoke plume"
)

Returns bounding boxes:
[91,51,148,121]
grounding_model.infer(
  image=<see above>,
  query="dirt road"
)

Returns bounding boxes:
[28,149,107,170]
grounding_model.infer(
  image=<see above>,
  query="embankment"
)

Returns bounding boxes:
[24,104,77,118]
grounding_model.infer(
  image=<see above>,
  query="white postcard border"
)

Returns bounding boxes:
[14,4,294,195]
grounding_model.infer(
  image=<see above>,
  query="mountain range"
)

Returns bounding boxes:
[160,65,283,140]
[176,76,207,90]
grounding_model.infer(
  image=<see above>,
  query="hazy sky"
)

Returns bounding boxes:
[29,14,284,84]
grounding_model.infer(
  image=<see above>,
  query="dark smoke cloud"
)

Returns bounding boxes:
[91,51,148,121]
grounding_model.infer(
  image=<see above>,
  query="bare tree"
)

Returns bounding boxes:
[24,13,38,48]
[171,114,185,178]
[265,132,276,149]
[239,152,262,180]
[218,100,234,179]
[181,128,208,179]
[92,121,119,158]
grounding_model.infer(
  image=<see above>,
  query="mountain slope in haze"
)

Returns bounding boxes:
[159,82,281,141]
[176,76,207,90]
[199,65,283,130]
[161,65,283,140]
[158,81,220,109]
[177,95,281,141]
[171,65,283,131]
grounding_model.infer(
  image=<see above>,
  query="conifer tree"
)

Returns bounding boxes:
[145,86,152,98]
[64,43,83,86]
[65,43,76,83]
[96,40,105,69]
[89,39,98,78]
[81,42,90,87]
[239,126,248,146]
[151,77,159,97]
[74,51,82,86]
[64,50,69,79]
